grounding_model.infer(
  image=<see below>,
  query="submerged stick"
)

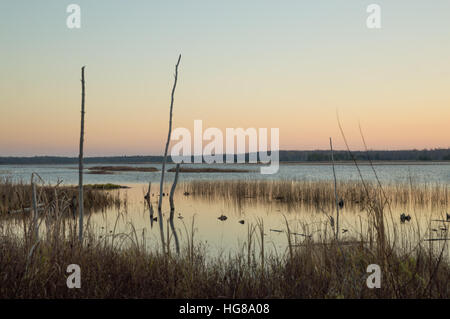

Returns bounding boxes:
[78,66,86,242]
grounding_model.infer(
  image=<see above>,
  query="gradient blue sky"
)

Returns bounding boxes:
[1,1,449,156]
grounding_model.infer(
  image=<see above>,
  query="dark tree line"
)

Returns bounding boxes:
[0,148,449,165]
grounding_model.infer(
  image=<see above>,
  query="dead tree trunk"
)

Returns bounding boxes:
[78,66,86,242]
[157,54,181,251]
[158,54,181,212]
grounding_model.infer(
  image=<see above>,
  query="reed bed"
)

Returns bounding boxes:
[0,178,123,215]
[182,180,449,208]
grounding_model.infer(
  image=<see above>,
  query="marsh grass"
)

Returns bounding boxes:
[0,177,449,298]
[0,178,123,215]
[182,180,449,209]
[0,209,448,298]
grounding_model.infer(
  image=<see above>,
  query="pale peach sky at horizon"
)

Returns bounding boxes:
[0,1,449,156]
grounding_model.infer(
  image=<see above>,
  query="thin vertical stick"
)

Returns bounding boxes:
[31,173,38,241]
[78,66,86,242]
[330,137,339,240]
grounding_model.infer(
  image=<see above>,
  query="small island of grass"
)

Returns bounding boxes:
[87,166,159,174]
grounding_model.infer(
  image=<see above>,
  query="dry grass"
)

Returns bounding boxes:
[0,178,448,298]
[0,213,448,298]
[182,179,449,208]
[0,178,123,215]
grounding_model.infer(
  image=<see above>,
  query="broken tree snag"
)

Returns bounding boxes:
[156,54,181,252]
[158,54,182,214]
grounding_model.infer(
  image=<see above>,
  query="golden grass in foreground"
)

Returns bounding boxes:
[0,221,448,298]
[183,180,449,208]
[0,179,448,298]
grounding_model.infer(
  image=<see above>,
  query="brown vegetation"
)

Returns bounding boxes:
[0,207,448,298]
[182,179,449,208]
[0,177,449,298]
[0,179,123,215]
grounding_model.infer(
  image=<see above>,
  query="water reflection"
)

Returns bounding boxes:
[81,183,448,259]
[2,182,448,259]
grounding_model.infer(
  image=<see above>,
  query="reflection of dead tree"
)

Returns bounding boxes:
[330,137,339,240]
[157,54,182,251]
[169,163,181,254]
[145,182,155,228]
[169,217,180,255]
[169,163,180,219]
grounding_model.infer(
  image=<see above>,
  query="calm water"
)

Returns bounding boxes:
[80,184,448,258]
[1,162,449,185]
[1,163,449,257]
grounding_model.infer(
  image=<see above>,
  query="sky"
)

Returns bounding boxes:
[0,0,449,156]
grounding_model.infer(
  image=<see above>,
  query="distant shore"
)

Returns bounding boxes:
[1,149,449,165]
[1,160,449,166]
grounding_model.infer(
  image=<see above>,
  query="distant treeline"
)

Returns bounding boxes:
[1,149,449,165]
[280,149,450,162]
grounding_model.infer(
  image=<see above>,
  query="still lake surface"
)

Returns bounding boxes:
[1,163,449,257]
[1,162,449,185]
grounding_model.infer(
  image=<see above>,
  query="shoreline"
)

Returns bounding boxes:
[0,160,449,166]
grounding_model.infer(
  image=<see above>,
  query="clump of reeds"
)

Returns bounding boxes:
[182,179,449,208]
[0,178,124,215]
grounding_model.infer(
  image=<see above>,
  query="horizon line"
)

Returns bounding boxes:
[1,148,449,158]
